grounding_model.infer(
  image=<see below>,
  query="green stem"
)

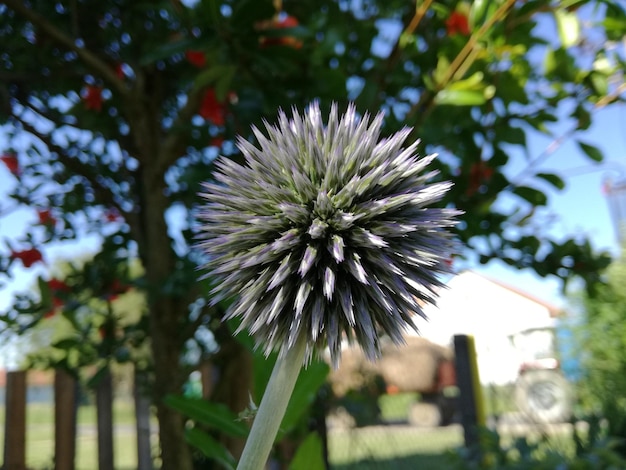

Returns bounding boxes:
[237,334,308,470]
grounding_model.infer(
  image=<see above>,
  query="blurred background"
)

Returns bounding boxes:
[1,0,626,469]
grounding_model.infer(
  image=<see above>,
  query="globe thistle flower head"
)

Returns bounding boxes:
[198,103,459,367]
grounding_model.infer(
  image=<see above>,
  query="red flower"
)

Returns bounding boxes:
[83,85,104,112]
[0,153,19,175]
[467,161,494,196]
[114,63,125,79]
[199,89,227,126]
[105,279,130,301]
[210,136,224,148]
[37,209,56,226]
[48,278,71,293]
[259,14,303,49]
[185,50,207,68]
[446,11,470,36]
[105,208,122,222]
[10,248,44,268]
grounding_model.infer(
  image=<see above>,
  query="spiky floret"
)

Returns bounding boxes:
[197,102,458,366]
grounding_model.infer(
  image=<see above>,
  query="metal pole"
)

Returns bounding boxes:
[604,177,626,243]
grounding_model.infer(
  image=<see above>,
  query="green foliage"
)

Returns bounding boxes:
[288,432,326,470]
[164,395,249,438]
[166,347,329,466]
[449,423,626,469]
[571,249,626,456]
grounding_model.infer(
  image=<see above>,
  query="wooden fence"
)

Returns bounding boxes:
[2,368,154,470]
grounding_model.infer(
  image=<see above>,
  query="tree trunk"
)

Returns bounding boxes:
[140,182,193,470]
[150,300,193,470]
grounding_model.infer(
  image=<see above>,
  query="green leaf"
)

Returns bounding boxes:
[215,67,237,101]
[577,141,604,162]
[194,66,233,91]
[572,105,591,130]
[544,47,556,75]
[288,432,325,470]
[500,126,526,146]
[433,55,450,87]
[469,0,489,29]
[512,186,548,206]
[447,72,485,91]
[185,427,236,470]
[38,276,51,308]
[536,173,566,191]
[139,38,197,66]
[435,89,486,106]
[554,9,580,48]
[589,71,608,97]
[164,395,249,438]
[51,338,82,350]
[280,360,329,436]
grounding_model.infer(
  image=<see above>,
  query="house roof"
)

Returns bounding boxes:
[461,270,563,318]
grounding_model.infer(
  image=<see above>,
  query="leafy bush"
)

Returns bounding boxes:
[448,417,626,470]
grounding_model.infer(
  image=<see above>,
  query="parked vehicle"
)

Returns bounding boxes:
[327,336,457,427]
[511,327,573,424]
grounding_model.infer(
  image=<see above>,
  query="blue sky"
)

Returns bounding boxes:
[471,101,626,307]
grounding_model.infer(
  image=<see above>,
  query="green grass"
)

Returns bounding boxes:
[379,392,420,422]
[328,425,463,469]
[3,399,466,469]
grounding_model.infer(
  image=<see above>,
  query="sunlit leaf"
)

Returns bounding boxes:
[435,89,486,106]
[554,9,580,48]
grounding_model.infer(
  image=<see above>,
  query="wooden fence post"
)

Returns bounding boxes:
[134,369,153,470]
[3,370,27,470]
[96,368,114,470]
[54,370,77,470]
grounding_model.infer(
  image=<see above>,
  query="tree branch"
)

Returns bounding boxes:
[13,108,143,243]
[154,85,206,178]
[2,0,128,95]
[407,0,517,132]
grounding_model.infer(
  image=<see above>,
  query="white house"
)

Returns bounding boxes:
[412,270,561,385]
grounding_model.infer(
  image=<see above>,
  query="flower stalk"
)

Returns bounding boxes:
[237,333,307,470]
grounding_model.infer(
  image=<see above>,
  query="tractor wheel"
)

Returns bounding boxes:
[515,370,572,424]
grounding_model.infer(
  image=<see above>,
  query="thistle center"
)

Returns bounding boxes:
[308,217,329,239]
